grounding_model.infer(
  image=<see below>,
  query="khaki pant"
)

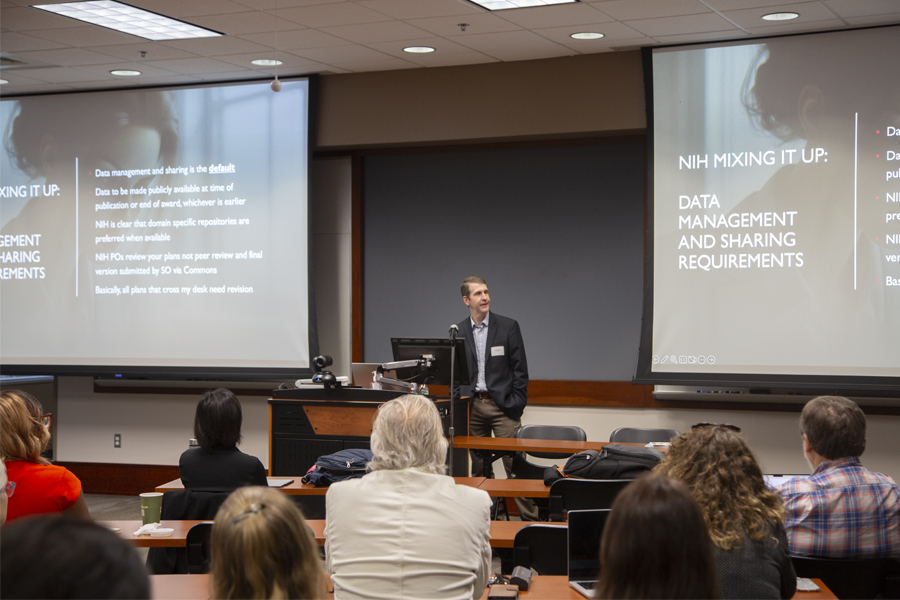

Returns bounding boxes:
[469,396,540,520]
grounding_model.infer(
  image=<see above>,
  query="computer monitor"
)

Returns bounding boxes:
[390,338,470,387]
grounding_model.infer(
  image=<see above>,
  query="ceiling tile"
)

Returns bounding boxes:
[233,0,347,8]
[239,29,352,50]
[188,10,282,35]
[157,35,274,56]
[824,0,900,18]
[531,21,650,44]
[140,56,251,74]
[0,70,47,85]
[355,0,481,20]
[844,13,900,25]
[625,12,739,37]
[25,26,145,47]
[213,51,324,69]
[404,14,523,36]
[73,61,182,78]
[126,0,250,18]
[721,2,840,29]
[9,47,124,67]
[451,29,573,62]
[68,73,201,88]
[398,50,497,68]
[365,36,477,58]
[292,43,394,62]
[651,29,751,44]
[319,20,432,44]
[743,18,848,35]
[563,37,651,52]
[702,0,817,10]
[274,3,394,28]
[9,65,111,83]
[1,82,69,94]
[85,43,201,62]
[589,0,711,21]
[492,3,614,29]
[328,56,419,72]
[0,31,70,52]
[1,5,87,30]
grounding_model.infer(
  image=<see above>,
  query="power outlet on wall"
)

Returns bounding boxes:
[114,433,121,448]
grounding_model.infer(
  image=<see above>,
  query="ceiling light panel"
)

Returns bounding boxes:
[466,0,577,11]
[32,1,222,41]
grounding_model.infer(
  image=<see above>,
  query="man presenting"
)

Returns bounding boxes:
[778,396,900,558]
[456,276,528,479]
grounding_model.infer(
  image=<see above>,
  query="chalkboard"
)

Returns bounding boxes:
[363,141,645,381]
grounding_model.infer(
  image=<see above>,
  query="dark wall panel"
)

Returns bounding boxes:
[363,142,645,381]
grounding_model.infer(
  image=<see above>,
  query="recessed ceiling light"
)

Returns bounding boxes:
[251,59,283,66]
[465,0,577,10]
[761,12,799,21]
[403,46,435,53]
[570,32,604,40]
[32,1,222,41]
[0,79,8,85]
[110,69,141,76]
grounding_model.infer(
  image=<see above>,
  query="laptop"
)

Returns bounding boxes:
[567,509,611,598]
[764,474,809,490]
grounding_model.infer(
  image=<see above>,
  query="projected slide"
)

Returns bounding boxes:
[0,80,311,372]
[650,27,900,378]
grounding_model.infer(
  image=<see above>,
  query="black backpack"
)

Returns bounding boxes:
[301,448,374,487]
[543,444,665,486]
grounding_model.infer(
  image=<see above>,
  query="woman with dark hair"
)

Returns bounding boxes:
[596,474,719,599]
[655,424,796,599]
[0,390,92,522]
[178,389,267,491]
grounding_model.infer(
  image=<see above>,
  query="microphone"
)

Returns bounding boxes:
[449,324,458,340]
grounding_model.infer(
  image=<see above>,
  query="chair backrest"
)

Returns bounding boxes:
[791,555,900,600]
[513,524,568,575]
[608,427,680,443]
[186,522,214,574]
[147,490,230,575]
[517,424,587,459]
[548,479,634,522]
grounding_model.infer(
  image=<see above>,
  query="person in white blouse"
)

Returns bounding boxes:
[325,394,493,600]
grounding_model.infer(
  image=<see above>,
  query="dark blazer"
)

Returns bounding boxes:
[456,312,529,421]
[179,447,267,492]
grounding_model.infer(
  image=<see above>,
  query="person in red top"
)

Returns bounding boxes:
[0,390,91,522]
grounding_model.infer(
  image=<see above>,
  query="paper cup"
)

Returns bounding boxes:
[140,492,163,525]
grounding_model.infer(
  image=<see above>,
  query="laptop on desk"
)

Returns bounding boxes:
[568,509,611,598]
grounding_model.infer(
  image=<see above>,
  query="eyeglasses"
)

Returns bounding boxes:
[42,414,52,428]
[691,422,741,433]
[3,481,16,497]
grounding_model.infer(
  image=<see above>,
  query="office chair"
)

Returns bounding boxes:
[548,478,634,522]
[791,555,900,599]
[505,425,586,520]
[608,427,680,443]
[185,522,214,574]
[512,524,568,575]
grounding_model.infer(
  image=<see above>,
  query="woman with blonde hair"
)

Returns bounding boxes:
[655,424,796,599]
[0,389,91,521]
[211,486,325,599]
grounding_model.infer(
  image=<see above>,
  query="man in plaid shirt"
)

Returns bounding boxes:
[777,396,900,558]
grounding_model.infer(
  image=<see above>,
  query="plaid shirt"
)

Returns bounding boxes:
[777,457,900,559]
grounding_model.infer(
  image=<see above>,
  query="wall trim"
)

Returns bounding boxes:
[58,462,180,496]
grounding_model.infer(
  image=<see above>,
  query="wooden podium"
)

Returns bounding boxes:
[269,387,469,477]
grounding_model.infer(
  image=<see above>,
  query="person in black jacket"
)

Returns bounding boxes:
[179,388,267,491]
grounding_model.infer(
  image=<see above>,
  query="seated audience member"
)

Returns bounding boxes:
[0,516,150,599]
[211,486,324,599]
[1,459,9,524]
[325,394,492,600]
[596,474,719,599]
[0,390,91,521]
[778,395,900,558]
[179,388,267,490]
[655,424,796,599]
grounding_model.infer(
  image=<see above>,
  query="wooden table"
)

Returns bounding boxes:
[151,574,835,600]
[105,519,533,549]
[155,476,487,495]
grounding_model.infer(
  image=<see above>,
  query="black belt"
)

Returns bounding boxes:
[474,391,491,399]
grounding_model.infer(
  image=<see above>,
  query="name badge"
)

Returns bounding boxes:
[491,346,504,357]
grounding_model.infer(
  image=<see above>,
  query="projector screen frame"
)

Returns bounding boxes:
[633,26,900,395]
[0,75,320,381]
